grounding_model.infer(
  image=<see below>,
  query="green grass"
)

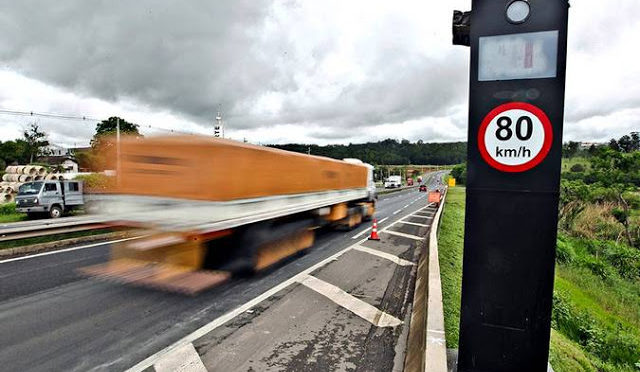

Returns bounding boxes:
[0,212,26,223]
[437,186,640,371]
[549,330,599,372]
[562,156,590,172]
[0,228,115,251]
[437,186,465,348]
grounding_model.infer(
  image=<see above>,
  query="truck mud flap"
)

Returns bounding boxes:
[79,259,231,295]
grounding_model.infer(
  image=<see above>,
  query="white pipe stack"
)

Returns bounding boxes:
[2,164,53,204]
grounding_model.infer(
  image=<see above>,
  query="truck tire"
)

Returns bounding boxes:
[49,205,63,219]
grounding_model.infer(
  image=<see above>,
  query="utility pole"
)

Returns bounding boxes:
[116,117,121,187]
[453,1,569,371]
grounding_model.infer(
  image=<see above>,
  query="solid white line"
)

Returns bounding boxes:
[0,236,143,264]
[299,274,402,327]
[351,216,389,239]
[397,220,430,227]
[382,230,424,241]
[153,343,207,372]
[352,245,414,266]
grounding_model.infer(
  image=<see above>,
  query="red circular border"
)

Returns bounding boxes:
[477,102,553,173]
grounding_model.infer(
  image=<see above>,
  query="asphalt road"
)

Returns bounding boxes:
[0,171,446,372]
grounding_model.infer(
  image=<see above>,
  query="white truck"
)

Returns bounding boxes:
[384,175,402,189]
[15,180,84,218]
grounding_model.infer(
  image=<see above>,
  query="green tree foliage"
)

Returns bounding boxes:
[562,141,581,158]
[269,139,466,165]
[22,123,50,163]
[90,116,142,150]
[450,163,467,184]
[0,139,30,165]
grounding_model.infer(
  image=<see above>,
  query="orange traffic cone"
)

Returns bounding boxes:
[368,218,381,241]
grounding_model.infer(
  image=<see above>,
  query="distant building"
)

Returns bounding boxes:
[38,144,80,173]
[61,158,79,173]
[43,144,71,157]
[579,142,603,149]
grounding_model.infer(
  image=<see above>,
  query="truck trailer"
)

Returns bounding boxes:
[81,136,377,293]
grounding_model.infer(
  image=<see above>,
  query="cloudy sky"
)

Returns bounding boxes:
[0,0,638,147]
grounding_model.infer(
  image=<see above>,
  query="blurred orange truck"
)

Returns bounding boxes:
[81,135,377,294]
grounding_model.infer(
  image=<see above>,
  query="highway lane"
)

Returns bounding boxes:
[0,171,446,372]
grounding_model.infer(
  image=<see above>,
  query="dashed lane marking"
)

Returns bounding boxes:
[352,245,414,266]
[392,209,401,215]
[299,274,402,328]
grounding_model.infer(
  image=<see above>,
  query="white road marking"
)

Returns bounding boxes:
[352,245,414,266]
[153,343,207,372]
[403,204,410,208]
[0,236,144,264]
[406,215,433,220]
[126,207,423,372]
[398,220,430,227]
[392,209,401,215]
[382,230,424,241]
[350,217,389,239]
[299,274,402,327]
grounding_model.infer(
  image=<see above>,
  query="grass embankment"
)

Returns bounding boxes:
[437,186,640,371]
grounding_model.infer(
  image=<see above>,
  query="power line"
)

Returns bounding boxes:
[0,108,204,136]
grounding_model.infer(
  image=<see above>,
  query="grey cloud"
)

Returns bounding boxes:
[0,0,469,139]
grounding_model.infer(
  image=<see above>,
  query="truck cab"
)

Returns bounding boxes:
[384,175,402,189]
[15,180,84,218]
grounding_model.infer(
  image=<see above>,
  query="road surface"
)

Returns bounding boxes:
[0,172,446,372]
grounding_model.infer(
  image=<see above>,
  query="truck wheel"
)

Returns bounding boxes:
[49,206,63,219]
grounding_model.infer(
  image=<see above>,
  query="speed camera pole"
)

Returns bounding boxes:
[453,1,569,371]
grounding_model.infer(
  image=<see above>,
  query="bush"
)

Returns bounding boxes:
[0,202,17,215]
[570,163,586,172]
[74,173,115,192]
[450,163,467,185]
[556,236,576,263]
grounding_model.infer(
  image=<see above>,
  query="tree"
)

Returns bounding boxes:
[562,141,580,158]
[609,138,620,152]
[0,140,30,165]
[617,135,635,153]
[90,117,142,149]
[23,123,50,163]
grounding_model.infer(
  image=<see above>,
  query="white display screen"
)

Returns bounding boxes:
[478,31,558,81]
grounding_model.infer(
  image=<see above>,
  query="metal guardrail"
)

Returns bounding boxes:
[0,216,110,242]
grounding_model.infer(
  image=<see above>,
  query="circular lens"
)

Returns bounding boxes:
[506,0,530,24]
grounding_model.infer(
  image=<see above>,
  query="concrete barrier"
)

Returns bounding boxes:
[404,188,448,372]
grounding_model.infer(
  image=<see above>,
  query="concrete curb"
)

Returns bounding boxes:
[0,230,134,259]
[425,188,448,371]
[404,188,448,372]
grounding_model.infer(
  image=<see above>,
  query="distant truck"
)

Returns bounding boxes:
[384,175,402,188]
[15,180,84,218]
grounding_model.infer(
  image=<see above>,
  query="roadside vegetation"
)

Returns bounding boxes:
[438,132,640,371]
[0,202,26,223]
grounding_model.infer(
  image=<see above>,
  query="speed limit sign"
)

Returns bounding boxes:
[477,102,553,172]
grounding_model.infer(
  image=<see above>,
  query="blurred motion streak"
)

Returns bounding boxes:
[80,135,377,294]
